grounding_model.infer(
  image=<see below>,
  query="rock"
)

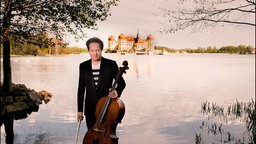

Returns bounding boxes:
[5,102,29,120]
[28,90,43,104]
[37,90,53,104]
[0,83,53,120]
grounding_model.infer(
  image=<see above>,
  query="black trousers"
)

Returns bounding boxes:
[86,115,96,129]
[0,117,14,144]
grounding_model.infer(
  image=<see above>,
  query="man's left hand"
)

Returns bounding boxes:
[109,90,118,99]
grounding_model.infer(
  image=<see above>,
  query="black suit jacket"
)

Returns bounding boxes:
[77,57,126,116]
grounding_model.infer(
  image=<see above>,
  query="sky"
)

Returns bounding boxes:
[66,0,255,49]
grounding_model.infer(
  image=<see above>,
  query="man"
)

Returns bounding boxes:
[77,37,126,129]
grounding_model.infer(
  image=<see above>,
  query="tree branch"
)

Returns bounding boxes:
[200,18,256,27]
[159,0,255,33]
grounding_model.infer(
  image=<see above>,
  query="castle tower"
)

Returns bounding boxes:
[147,34,154,51]
[108,35,117,52]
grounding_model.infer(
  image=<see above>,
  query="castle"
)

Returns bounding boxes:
[107,32,154,53]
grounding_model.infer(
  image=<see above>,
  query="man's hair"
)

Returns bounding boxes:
[86,37,104,50]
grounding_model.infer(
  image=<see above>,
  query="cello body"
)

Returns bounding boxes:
[83,96,125,144]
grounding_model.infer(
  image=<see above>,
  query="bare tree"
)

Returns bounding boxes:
[160,0,255,33]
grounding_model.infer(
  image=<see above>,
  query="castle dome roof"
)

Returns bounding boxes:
[118,33,126,39]
[108,35,115,41]
[147,34,154,40]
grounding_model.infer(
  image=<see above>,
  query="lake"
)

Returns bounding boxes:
[1,53,255,144]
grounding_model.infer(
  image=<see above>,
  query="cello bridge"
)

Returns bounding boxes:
[93,128,103,133]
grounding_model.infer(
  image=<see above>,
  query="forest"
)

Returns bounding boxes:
[6,32,85,56]
[155,45,255,54]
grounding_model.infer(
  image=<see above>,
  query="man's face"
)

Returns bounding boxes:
[89,42,102,62]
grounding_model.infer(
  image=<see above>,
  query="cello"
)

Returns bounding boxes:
[83,60,128,144]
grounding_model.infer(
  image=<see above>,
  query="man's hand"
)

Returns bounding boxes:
[109,90,118,99]
[77,112,84,122]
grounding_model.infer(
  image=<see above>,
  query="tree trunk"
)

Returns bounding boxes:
[3,39,12,93]
[2,0,13,94]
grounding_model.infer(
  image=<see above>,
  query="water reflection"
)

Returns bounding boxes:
[1,54,254,143]
[133,62,139,81]
[125,55,153,82]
